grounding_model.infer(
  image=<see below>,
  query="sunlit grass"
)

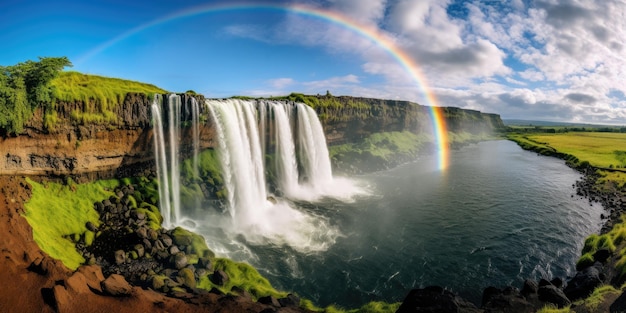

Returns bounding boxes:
[50,71,167,124]
[23,178,119,269]
[523,132,626,168]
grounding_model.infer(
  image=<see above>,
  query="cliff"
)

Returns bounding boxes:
[0,94,504,179]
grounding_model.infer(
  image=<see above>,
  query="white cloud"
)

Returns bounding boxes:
[267,78,295,89]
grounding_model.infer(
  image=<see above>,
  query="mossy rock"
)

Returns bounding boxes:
[171,227,215,259]
[178,268,196,289]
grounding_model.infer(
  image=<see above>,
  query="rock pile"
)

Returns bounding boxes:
[69,182,305,311]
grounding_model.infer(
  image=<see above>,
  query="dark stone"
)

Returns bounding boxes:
[482,286,501,307]
[114,250,126,265]
[85,221,98,232]
[278,294,300,307]
[134,244,145,258]
[564,264,604,301]
[538,279,552,287]
[610,290,626,312]
[173,252,188,270]
[258,295,281,307]
[161,234,173,247]
[136,227,148,239]
[550,278,563,289]
[521,279,538,296]
[397,286,481,313]
[169,245,180,255]
[142,238,152,251]
[593,248,612,263]
[210,270,229,286]
[538,285,571,308]
[197,257,212,270]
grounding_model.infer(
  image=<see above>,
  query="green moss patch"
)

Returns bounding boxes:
[23,178,119,269]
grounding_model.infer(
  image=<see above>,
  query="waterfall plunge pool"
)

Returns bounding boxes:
[185,140,603,307]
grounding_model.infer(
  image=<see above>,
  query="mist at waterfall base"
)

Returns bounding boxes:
[151,97,603,308]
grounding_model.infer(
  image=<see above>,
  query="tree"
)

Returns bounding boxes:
[0,57,71,135]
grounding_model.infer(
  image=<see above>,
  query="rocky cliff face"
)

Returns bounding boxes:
[0,94,504,178]
[317,96,505,145]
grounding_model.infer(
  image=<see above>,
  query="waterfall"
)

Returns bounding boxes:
[205,98,342,251]
[272,102,299,196]
[150,95,172,227]
[296,103,333,190]
[191,97,200,179]
[151,96,361,250]
[167,95,182,224]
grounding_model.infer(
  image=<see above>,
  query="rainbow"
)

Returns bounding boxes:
[77,2,450,170]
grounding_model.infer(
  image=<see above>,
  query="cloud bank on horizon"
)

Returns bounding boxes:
[2,0,626,124]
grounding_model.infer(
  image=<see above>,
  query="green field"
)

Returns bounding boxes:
[509,132,626,189]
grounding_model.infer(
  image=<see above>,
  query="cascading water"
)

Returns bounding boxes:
[204,99,364,251]
[152,96,363,250]
[167,95,182,224]
[190,97,200,179]
[150,95,172,227]
[272,102,299,197]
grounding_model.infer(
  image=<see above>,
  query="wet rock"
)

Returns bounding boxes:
[278,294,300,307]
[197,257,212,270]
[101,274,133,296]
[538,285,570,308]
[564,264,604,301]
[521,279,538,296]
[397,286,481,313]
[593,248,612,263]
[550,278,563,289]
[258,295,281,307]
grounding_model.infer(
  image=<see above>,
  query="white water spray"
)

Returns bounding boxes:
[150,95,172,227]
[191,97,200,179]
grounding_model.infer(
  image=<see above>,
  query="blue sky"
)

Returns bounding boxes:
[2,0,626,124]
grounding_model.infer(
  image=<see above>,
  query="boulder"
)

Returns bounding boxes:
[258,295,281,307]
[177,268,196,289]
[593,248,612,263]
[211,269,229,286]
[77,264,105,293]
[564,264,604,301]
[538,285,571,308]
[101,274,133,296]
[397,286,481,313]
[278,294,301,307]
[521,279,538,296]
[173,252,188,270]
[114,250,126,265]
[64,272,89,294]
[52,285,71,311]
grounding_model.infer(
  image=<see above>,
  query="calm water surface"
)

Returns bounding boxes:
[215,140,604,307]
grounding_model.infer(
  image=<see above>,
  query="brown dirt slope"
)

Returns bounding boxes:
[0,176,306,313]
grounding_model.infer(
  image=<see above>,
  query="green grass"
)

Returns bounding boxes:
[197,258,288,300]
[23,178,120,269]
[536,304,571,313]
[51,71,167,124]
[301,300,401,313]
[574,285,621,312]
[513,132,626,168]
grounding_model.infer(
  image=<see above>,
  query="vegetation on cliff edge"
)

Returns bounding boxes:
[0,57,71,134]
[51,71,167,125]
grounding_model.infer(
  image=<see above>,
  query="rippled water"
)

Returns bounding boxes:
[200,140,605,307]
